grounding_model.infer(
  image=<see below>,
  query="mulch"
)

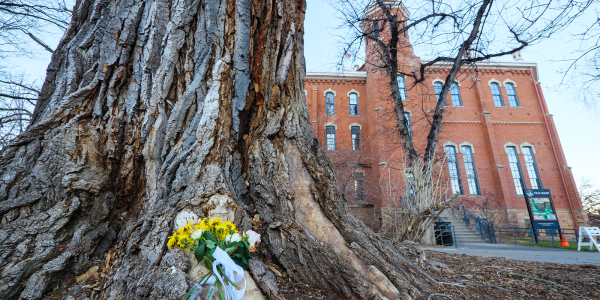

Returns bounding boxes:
[424,250,600,299]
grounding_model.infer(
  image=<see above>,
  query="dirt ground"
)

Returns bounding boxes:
[425,250,600,299]
[276,242,600,299]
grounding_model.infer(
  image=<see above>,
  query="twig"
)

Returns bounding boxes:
[509,273,567,289]
[438,282,464,287]
[434,277,512,293]
[428,293,452,300]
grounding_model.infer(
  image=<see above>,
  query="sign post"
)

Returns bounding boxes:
[524,189,561,243]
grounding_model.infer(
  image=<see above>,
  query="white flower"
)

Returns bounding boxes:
[246,230,261,249]
[190,229,204,240]
[227,233,242,243]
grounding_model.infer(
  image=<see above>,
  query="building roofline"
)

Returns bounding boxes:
[421,59,539,81]
[306,60,539,81]
[305,70,368,80]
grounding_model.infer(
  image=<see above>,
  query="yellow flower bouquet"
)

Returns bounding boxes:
[168,217,261,300]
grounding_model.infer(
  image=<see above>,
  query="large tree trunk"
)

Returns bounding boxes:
[0,0,433,299]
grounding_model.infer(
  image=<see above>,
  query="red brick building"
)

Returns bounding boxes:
[303,5,588,230]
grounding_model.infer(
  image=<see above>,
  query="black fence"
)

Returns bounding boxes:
[450,203,495,243]
[490,227,581,248]
[434,224,457,248]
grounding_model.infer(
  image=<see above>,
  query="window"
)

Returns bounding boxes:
[351,126,361,150]
[505,82,520,107]
[325,92,335,115]
[349,93,359,115]
[445,146,463,195]
[397,75,407,101]
[461,146,480,195]
[490,82,504,106]
[433,82,443,102]
[404,112,413,140]
[326,126,336,151]
[450,83,463,106]
[506,146,525,195]
[522,146,542,189]
[354,172,365,201]
[372,21,380,37]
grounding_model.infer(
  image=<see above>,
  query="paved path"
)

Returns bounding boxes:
[425,243,600,265]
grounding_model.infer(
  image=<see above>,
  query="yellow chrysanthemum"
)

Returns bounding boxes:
[167,234,177,248]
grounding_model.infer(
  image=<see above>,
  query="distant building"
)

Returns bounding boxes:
[303,4,587,230]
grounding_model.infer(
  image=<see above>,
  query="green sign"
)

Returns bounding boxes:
[528,197,557,221]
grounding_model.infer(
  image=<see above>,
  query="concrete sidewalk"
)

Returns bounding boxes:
[425,243,600,265]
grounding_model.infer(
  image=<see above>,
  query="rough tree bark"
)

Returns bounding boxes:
[0,0,433,299]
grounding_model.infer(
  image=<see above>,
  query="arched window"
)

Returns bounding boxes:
[325,126,336,151]
[505,82,520,107]
[353,172,365,201]
[349,93,359,115]
[522,146,542,189]
[351,126,361,150]
[506,146,525,195]
[433,82,443,102]
[445,146,463,195]
[325,92,335,115]
[461,146,480,195]
[450,83,463,106]
[490,82,504,106]
[397,75,407,101]
[404,112,413,140]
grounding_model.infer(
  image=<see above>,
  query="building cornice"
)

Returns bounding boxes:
[305,70,368,81]
[421,60,539,81]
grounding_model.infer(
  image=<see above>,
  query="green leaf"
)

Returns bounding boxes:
[206,240,216,249]
[232,257,249,270]
[204,231,217,243]
[194,242,206,263]
[224,241,238,252]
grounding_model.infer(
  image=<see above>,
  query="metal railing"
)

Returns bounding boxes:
[434,224,458,248]
[491,227,580,248]
[450,202,496,243]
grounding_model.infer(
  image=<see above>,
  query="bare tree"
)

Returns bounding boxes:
[0,0,71,56]
[0,1,72,148]
[0,1,435,299]
[0,72,38,147]
[579,177,600,215]
[550,6,599,109]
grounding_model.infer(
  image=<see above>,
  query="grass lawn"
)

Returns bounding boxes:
[500,238,599,252]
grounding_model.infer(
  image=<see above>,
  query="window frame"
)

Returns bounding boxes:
[522,146,542,189]
[351,126,361,151]
[490,82,505,107]
[397,75,407,101]
[461,146,480,195]
[325,126,336,151]
[505,82,520,107]
[372,20,380,38]
[450,83,463,106]
[325,92,335,115]
[349,93,359,116]
[434,81,443,102]
[445,145,464,195]
[506,146,526,195]
[353,172,365,201]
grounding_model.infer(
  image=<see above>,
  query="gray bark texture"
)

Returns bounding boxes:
[0,0,433,299]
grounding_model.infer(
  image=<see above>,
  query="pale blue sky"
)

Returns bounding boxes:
[304,0,600,188]
[12,0,600,188]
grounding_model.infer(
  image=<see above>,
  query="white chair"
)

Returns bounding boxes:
[578,227,600,252]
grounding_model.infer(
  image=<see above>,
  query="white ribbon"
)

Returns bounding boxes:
[200,246,247,300]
